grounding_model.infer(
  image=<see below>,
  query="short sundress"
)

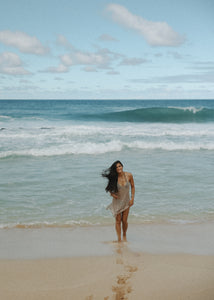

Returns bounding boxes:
[106,175,130,217]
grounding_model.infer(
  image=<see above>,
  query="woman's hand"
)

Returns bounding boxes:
[111,193,118,199]
[129,199,134,207]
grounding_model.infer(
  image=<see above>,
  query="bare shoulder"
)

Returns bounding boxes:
[125,172,133,180]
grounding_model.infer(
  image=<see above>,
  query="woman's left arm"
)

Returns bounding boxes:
[129,173,135,207]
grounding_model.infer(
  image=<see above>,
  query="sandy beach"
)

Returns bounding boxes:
[1,250,214,300]
[0,224,214,300]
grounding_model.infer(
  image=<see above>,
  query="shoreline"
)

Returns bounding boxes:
[0,222,213,260]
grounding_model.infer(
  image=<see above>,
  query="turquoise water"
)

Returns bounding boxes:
[0,100,214,228]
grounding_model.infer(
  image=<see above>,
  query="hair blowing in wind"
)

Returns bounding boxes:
[101,160,123,194]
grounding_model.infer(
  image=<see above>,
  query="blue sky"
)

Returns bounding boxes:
[0,0,214,99]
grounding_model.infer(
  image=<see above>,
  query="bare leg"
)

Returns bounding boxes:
[122,207,130,241]
[115,213,122,242]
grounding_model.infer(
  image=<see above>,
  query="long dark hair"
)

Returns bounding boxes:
[102,160,123,193]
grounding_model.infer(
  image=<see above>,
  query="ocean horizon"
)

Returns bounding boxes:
[0,99,214,229]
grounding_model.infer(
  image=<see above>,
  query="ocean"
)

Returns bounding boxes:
[0,99,214,229]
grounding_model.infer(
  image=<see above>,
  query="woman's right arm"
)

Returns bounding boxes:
[110,192,118,199]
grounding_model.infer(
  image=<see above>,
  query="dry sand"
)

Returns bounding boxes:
[1,243,214,300]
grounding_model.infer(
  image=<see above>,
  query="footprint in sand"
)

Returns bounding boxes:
[125,265,138,273]
[112,270,135,299]
[112,285,127,300]
[127,285,132,293]
[112,284,132,299]
[117,274,131,285]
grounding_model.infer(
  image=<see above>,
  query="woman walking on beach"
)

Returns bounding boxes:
[102,161,135,242]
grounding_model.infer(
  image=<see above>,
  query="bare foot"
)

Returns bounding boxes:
[117,236,122,242]
[112,239,122,243]
[123,235,127,242]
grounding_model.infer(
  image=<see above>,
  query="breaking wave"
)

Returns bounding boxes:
[87,106,214,123]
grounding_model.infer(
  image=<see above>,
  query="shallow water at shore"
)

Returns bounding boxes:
[1,223,214,259]
[1,149,213,228]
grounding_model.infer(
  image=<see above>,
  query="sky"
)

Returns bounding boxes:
[0,0,214,100]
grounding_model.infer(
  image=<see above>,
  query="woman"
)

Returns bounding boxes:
[102,160,135,242]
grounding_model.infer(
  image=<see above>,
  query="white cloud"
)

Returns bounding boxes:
[84,66,98,72]
[106,4,185,46]
[0,30,49,55]
[120,57,148,65]
[0,52,30,75]
[98,34,118,41]
[56,35,73,49]
[62,50,111,67]
[61,54,74,66]
[42,64,69,73]
[106,70,120,75]
[131,71,214,84]
[45,48,116,73]
[43,38,148,74]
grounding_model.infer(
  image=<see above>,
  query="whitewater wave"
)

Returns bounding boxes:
[0,220,95,229]
[0,115,12,119]
[1,140,214,158]
[1,123,214,139]
[168,106,204,114]
[1,214,213,229]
